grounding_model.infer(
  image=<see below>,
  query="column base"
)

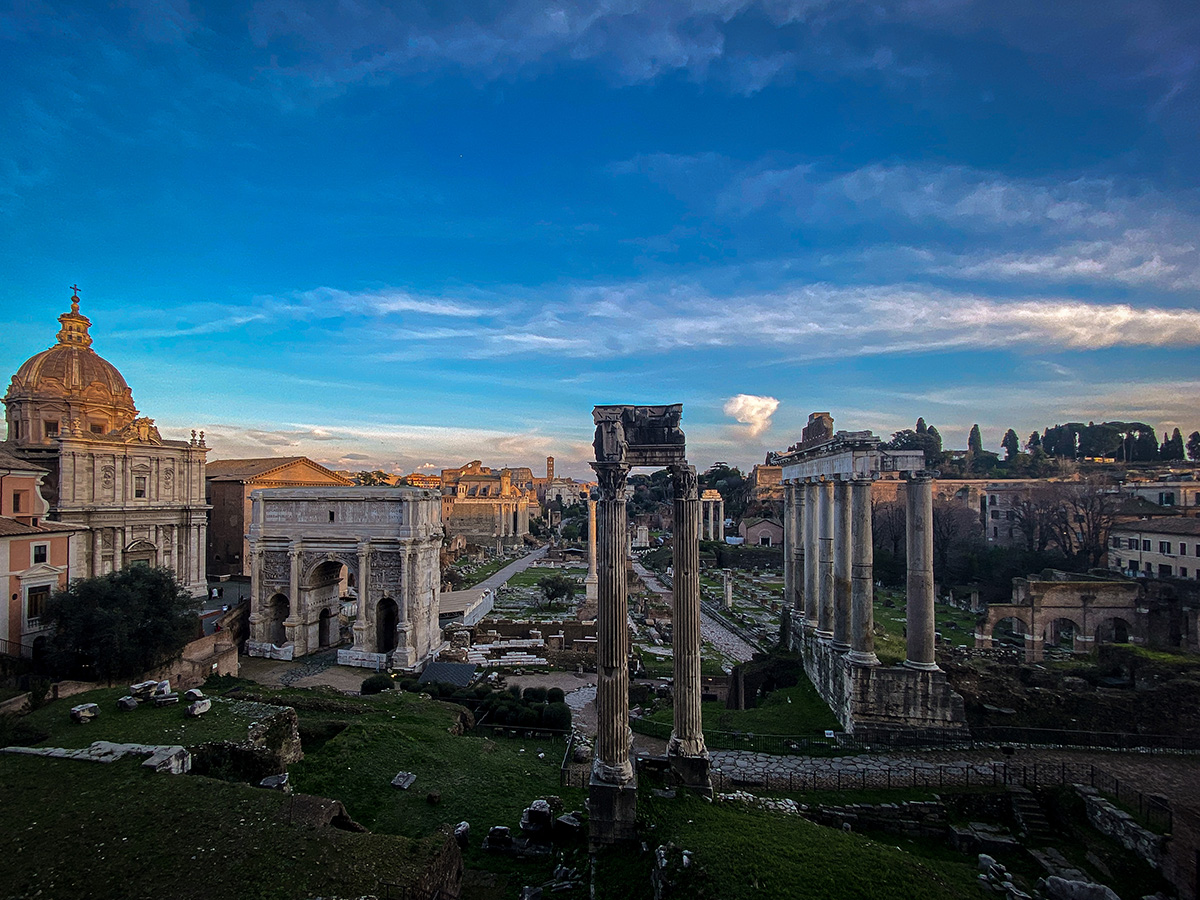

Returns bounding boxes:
[831,640,851,654]
[847,650,880,667]
[588,774,638,847]
[667,750,712,797]
[585,575,598,601]
[815,630,834,644]
[904,659,940,672]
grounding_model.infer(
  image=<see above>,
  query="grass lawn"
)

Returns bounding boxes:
[0,753,453,900]
[19,686,260,749]
[506,566,586,588]
[457,557,511,587]
[621,791,979,900]
[873,592,979,665]
[646,681,840,735]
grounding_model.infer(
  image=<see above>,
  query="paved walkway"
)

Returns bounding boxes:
[475,545,548,591]
[632,558,757,662]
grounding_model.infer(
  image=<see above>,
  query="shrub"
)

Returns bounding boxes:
[517,707,541,728]
[542,701,572,731]
[546,687,565,704]
[523,686,548,704]
[360,674,394,695]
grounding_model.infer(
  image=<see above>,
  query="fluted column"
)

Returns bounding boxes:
[905,474,938,671]
[783,483,795,612]
[286,543,302,649]
[803,481,819,630]
[585,498,598,601]
[354,540,370,649]
[832,479,852,653]
[670,465,707,759]
[91,528,103,577]
[717,499,724,541]
[848,477,880,666]
[248,544,263,641]
[792,484,805,617]
[113,527,124,571]
[817,479,834,641]
[594,463,633,784]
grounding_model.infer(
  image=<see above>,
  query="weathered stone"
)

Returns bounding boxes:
[1042,877,1121,900]
[554,814,582,836]
[453,821,470,848]
[185,698,211,717]
[260,773,290,790]
[153,693,179,707]
[70,703,99,723]
[155,679,171,696]
[391,771,416,790]
[184,688,205,702]
[143,746,191,774]
[483,825,513,851]
[130,680,158,699]
[117,696,139,711]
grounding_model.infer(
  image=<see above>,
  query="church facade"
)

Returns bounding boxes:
[3,290,210,596]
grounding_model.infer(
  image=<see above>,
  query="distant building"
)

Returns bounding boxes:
[404,472,442,490]
[1121,479,1200,512]
[3,290,209,595]
[206,457,352,577]
[748,464,783,500]
[0,448,84,658]
[441,460,534,551]
[1108,518,1200,580]
[739,517,783,547]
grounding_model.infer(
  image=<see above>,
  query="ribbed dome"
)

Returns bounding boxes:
[4,291,137,444]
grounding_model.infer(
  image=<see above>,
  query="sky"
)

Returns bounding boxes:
[2,1,1198,480]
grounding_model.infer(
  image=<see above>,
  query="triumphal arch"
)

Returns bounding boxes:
[246,487,444,671]
[590,404,709,845]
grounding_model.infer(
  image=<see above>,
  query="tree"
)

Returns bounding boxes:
[43,566,200,681]
[887,420,942,467]
[1001,429,1021,461]
[353,470,393,486]
[1026,431,1042,453]
[931,500,983,584]
[537,573,576,609]
[1044,479,1122,570]
[1009,485,1059,553]
[967,424,984,455]
[1161,428,1185,461]
[1188,431,1200,462]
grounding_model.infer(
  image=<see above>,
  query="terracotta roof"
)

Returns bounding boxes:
[206,457,350,482]
[0,448,48,473]
[1112,517,1200,537]
[0,516,84,537]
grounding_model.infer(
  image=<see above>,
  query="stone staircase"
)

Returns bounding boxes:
[1008,785,1055,846]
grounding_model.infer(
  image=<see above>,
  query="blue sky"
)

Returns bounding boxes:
[2,1,1198,479]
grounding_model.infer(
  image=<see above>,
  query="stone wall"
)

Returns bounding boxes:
[1076,785,1167,867]
[810,799,948,837]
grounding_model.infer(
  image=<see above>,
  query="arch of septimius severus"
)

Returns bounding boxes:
[589,404,709,845]
[774,412,968,742]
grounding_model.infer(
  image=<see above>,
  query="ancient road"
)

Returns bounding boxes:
[475,545,548,592]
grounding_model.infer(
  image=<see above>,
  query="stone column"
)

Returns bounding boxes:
[832,479,852,653]
[848,477,880,667]
[782,483,795,612]
[817,479,834,641]
[904,474,938,671]
[593,463,633,785]
[585,498,598,601]
[354,540,370,650]
[803,481,819,630]
[248,545,263,641]
[722,569,733,609]
[286,543,302,650]
[792,484,805,618]
[716,499,724,541]
[669,465,709,788]
[91,528,103,577]
[113,527,124,571]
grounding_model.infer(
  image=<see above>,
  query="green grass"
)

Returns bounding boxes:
[635,791,978,900]
[0,754,453,900]
[505,566,586,588]
[873,593,979,664]
[646,682,841,735]
[19,687,258,749]
[457,557,511,587]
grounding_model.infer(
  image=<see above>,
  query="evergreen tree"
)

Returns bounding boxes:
[1162,428,1186,461]
[915,417,928,434]
[1187,431,1200,462]
[1026,431,1042,453]
[1001,428,1021,460]
[967,424,983,455]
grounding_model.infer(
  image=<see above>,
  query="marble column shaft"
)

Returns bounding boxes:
[91,528,103,577]
[817,480,834,639]
[595,464,633,784]
[782,483,795,611]
[848,478,880,666]
[113,527,124,571]
[792,485,805,615]
[670,465,706,758]
[905,475,938,671]
[803,482,819,629]
[832,479,852,652]
[288,544,301,622]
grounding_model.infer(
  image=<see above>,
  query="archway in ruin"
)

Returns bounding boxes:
[268,593,290,645]
[319,608,335,648]
[377,597,399,653]
[1096,616,1131,645]
[992,616,1028,651]
[1044,617,1081,654]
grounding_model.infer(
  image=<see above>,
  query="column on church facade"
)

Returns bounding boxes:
[670,465,706,759]
[803,481,819,629]
[594,463,633,784]
[905,474,938,671]
[848,477,880,666]
[832,479,852,653]
[816,479,834,640]
[113,527,124,571]
[91,528,103,577]
[782,482,795,611]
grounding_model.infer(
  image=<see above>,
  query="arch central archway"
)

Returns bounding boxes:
[268,593,290,645]
[376,597,398,653]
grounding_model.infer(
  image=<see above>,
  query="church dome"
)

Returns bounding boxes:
[4,289,137,445]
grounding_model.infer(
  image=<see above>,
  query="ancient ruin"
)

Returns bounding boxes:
[246,487,444,671]
[774,413,968,740]
[590,404,709,844]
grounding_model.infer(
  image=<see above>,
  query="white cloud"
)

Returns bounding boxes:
[723,394,780,437]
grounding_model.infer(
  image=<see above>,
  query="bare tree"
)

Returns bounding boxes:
[932,499,983,582]
[1046,478,1122,569]
[1009,485,1059,553]
[871,498,906,558]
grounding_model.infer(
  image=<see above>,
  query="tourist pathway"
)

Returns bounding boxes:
[474,545,549,591]
[632,558,757,662]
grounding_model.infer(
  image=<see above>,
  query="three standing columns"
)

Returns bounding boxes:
[904,473,939,671]
[669,465,709,781]
[594,463,633,784]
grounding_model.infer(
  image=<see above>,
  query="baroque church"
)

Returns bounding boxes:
[3,289,210,596]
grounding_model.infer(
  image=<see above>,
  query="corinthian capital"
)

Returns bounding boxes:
[592,463,629,500]
[671,464,698,501]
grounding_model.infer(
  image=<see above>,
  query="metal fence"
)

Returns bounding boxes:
[1087,766,1173,833]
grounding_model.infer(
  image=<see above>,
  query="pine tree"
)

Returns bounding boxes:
[1002,429,1020,460]
[915,417,927,434]
[968,424,983,455]
[1187,431,1200,462]
[1026,431,1042,453]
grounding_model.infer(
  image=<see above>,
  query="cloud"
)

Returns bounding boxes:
[724,394,780,437]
